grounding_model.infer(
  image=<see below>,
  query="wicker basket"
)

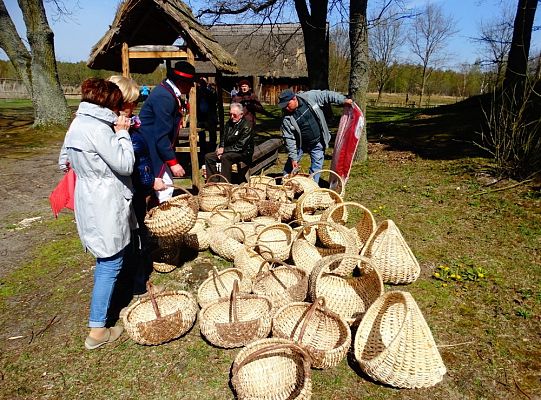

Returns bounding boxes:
[291,221,357,275]
[144,188,198,239]
[252,259,308,314]
[122,283,197,345]
[266,179,296,202]
[295,188,343,223]
[208,225,246,261]
[229,186,260,221]
[197,266,252,308]
[282,170,319,195]
[207,207,240,227]
[199,280,273,348]
[360,219,421,285]
[258,198,297,222]
[234,243,274,280]
[151,244,180,273]
[318,201,376,250]
[231,338,312,400]
[248,174,274,192]
[354,291,447,388]
[310,169,345,197]
[272,297,351,369]
[199,174,232,212]
[254,223,294,262]
[309,254,383,324]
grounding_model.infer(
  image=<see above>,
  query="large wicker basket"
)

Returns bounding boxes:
[199,280,273,348]
[198,174,232,212]
[122,283,197,345]
[254,223,294,262]
[144,188,198,239]
[360,219,421,284]
[272,297,351,369]
[354,290,447,388]
[231,338,312,400]
[308,254,383,324]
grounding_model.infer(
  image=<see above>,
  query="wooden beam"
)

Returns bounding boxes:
[187,47,200,190]
[128,50,189,59]
[121,42,130,78]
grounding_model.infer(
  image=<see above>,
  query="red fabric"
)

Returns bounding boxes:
[49,169,76,218]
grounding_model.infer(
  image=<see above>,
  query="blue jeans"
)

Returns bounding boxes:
[89,248,125,328]
[283,142,324,183]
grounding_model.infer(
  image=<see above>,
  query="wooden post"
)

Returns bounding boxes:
[187,47,200,190]
[122,42,130,78]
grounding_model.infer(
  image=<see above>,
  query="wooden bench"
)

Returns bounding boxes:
[232,138,282,183]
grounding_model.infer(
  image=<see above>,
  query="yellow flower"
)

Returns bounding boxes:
[442,283,448,287]
[438,265,445,269]
[450,273,456,278]
[444,267,450,271]
[456,275,462,280]
[434,272,441,278]
[478,273,484,278]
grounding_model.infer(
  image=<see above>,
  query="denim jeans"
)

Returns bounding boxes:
[283,141,324,183]
[88,248,125,328]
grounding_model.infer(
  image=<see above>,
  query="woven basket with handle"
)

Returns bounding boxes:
[254,223,294,262]
[122,283,197,345]
[144,188,198,239]
[309,254,383,324]
[282,169,318,196]
[199,280,273,348]
[295,188,343,223]
[354,290,447,388]
[228,186,260,221]
[197,266,252,308]
[198,174,232,212]
[252,259,308,314]
[360,219,421,284]
[231,338,312,400]
[208,225,246,261]
[272,297,351,369]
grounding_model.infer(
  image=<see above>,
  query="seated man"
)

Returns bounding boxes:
[204,102,253,183]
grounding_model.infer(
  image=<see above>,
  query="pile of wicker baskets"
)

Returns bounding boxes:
[134,169,446,396]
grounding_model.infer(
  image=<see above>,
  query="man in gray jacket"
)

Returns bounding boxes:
[278,89,352,182]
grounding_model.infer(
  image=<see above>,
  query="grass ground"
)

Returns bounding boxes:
[0,98,539,399]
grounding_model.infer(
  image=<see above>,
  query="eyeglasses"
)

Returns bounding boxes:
[229,113,242,117]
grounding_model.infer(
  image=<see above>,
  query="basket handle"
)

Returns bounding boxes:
[232,342,311,376]
[231,185,261,203]
[255,223,293,244]
[296,297,326,344]
[229,279,240,323]
[298,188,342,221]
[224,224,246,242]
[256,258,294,290]
[146,281,162,319]
[210,266,228,293]
[206,173,230,184]
[309,169,345,196]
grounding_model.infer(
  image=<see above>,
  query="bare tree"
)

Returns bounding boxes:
[369,7,404,102]
[0,0,70,126]
[474,4,514,88]
[407,2,457,106]
[329,24,350,92]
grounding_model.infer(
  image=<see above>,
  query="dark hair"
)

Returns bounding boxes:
[81,78,124,111]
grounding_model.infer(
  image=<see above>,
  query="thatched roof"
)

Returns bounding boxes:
[197,23,307,78]
[87,0,238,74]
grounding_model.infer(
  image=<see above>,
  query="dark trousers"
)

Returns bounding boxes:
[205,151,244,183]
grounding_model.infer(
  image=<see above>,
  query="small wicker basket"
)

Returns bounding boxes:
[254,223,294,262]
[295,188,343,223]
[198,174,232,212]
[231,338,312,400]
[354,290,447,388]
[197,266,252,308]
[122,283,197,345]
[272,297,351,369]
[208,225,246,261]
[199,280,273,348]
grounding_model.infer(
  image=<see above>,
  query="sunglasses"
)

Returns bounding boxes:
[229,113,242,117]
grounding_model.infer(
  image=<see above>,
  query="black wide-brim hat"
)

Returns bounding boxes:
[168,61,196,81]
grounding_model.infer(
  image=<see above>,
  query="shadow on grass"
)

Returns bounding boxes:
[366,95,491,160]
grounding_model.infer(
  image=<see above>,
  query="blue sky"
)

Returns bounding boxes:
[1,0,539,70]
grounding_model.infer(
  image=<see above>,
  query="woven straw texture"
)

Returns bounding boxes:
[295,188,343,223]
[198,174,232,212]
[282,171,318,195]
[208,225,245,261]
[229,186,260,221]
[258,199,296,222]
[207,208,240,227]
[318,202,376,250]
[197,267,252,308]
[354,290,447,388]
[254,223,294,262]
[199,280,273,348]
[144,192,198,239]
[178,218,210,251]
[122,289,197,345]
[231,338,312,400]
[234,244,273,280]
[309,254,383,324]
[272,298,351,369]
[252,260,308,314]
[266,180,296,202]
[360,219,421,284]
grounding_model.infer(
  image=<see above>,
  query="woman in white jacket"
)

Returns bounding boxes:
[61,78,134,349]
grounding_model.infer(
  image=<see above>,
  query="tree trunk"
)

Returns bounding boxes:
[503,0,537,94]
[0,0,32,99]
[294,0,330,89]
[18,0,70,126]
[349,0,369,162]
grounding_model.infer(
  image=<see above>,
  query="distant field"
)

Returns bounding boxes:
[366,92,461,107]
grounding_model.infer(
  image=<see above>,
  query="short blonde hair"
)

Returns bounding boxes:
[107,75,140,103]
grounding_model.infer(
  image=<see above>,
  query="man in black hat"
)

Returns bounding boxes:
[278,88,353,183]
[139,61,196,202]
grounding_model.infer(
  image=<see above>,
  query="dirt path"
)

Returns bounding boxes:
[0,145,64,278]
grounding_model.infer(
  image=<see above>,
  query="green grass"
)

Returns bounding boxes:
[0,101,540,399]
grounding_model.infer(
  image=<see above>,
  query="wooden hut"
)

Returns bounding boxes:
[199,23,309,104]
[87,0,238,190]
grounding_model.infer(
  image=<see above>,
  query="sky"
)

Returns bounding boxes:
[1,0,539,70]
